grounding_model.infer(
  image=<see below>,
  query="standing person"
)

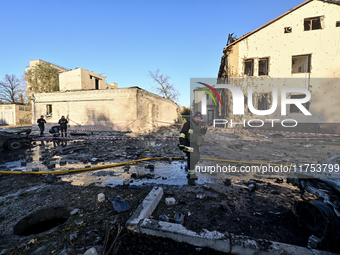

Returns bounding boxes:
[58,116,68,137]
[37,115,47,136]
[179,111,208,179]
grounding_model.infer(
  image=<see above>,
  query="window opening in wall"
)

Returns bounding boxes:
[292,54,311,73]
[284,27,292,33]
[206,94,209,101]
[46,104,52,116]
[290,94,310,113]
[207,110,214,124]
[304,17,322,31]
[336,21,340,27]
[95,79,99,89]
[244,95,249,112]
[244,59,254,76]
[257,94,269,110]
[258,58,269,76]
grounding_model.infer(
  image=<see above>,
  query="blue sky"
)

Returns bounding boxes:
[0,0,305,106]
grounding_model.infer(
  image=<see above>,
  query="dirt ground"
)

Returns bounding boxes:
[1,125,340,254]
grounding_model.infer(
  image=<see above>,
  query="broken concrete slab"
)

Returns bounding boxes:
[126,187,163,231]
[139,219,337,255]
[139,219,230,252]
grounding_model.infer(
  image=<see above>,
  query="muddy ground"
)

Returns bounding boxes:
[0,125,340,254]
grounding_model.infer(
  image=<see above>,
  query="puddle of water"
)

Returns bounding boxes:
[1,141,83,172]
[1,141,221,187]
[60,161,219,186]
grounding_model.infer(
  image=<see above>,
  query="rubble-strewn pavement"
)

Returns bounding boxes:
[1,125,340,254]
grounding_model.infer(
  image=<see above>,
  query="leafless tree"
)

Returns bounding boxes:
[0,74,26,103]
[149,69,179,102]
[25,63,59,92]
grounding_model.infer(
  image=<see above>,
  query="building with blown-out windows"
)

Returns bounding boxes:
[194,0,340,133]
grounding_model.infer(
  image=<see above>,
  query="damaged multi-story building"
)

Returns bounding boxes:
[27,60,179,132]
[196,0,340,132]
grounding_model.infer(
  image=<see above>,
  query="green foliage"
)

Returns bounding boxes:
[26,63,59,93]
[180,106,191,115]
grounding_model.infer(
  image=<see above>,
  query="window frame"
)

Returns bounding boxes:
[290,94,310,113]
[257,93,270,111]
[304,17,322,31]
[292,54,311,74]
[244,59,254,76]
[284,27,292,33]
[46,104,52,116]
[258,57,269,76]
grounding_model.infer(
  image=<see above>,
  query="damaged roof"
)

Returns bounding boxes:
[321,0,340,5]
[225,0,340,49]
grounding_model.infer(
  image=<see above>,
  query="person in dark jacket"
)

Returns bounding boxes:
[49,125,60,136]
[58,116,68,137]
[179,111,208,179]
[49,125,61,146]
[37,115,47,136]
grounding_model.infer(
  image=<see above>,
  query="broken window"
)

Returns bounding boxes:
[258,58,269,76]
[46,104,52,116]
[244,95,249,112]
[292,54,311,73]
[290,94,310,113]
[244,59,254,76]
[284,27,292,33]
[257,94,269,110]
[304,17,322,31]
[336,21,340,27]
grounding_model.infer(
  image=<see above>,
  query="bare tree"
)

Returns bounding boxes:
[25,63,59,92]
[149,69,179,102]
[0,74,26,103]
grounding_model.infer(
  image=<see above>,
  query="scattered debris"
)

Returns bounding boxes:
[159,214,169,222]
[308,235,322,249]
[2,126,340,254]
[110,196,130,212]
[83,247,99,255]
[224,178,232,186]
[165,197,176,205]
[174,211,185,224]
[97,193,105,202]
[70,209,80,215]
[196,194,206,199]
[69,233,77,241]
[248,184,256,192]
